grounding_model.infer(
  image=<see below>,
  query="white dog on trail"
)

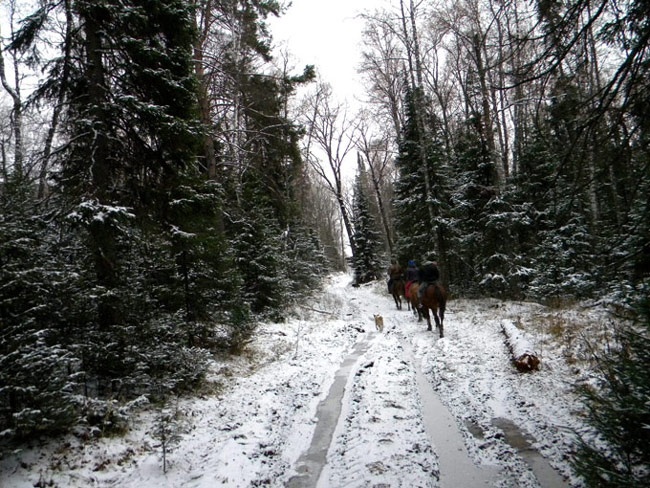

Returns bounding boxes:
[373,314,384,332]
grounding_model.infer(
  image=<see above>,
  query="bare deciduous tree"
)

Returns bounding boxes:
[299,83,359,258]
[356,115,396,255]
[358,11,407,140]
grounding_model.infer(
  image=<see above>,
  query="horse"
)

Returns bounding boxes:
[407,281,420,315]
[409,281,447,337]
[421,282,447,337]
[391,277,406,310]
[404,280,418,312]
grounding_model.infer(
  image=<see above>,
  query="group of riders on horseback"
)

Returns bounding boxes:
[386,257,446,337]
[387,258,439,308]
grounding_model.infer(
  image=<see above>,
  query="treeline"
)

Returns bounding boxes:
[0,1,342,444]
[351,0,649,303]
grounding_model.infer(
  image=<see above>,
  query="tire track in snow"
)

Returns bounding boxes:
[320,331,438,487]
[413,300,576,487]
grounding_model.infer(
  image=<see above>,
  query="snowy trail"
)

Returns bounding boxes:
[2,273,592,488]
[407,342,499,487]
[297,286,498,488]
[287,279,575,487]
[287,285,497,487]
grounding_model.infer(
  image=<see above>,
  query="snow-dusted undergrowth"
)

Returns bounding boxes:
[1,273,608,487]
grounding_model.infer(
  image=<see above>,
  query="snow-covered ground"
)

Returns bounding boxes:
[1,273,609,487]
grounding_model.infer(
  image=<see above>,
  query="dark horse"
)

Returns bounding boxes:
[410,282,447,337]
[391,277,406,310]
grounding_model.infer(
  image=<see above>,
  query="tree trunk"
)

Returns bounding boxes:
[399,0,439,249]
[39,0,73,199]
[501,321,540,372]
[193,4,218,179]
[0,24,24,179]
[472,32,502,190]
[83,12,119,328]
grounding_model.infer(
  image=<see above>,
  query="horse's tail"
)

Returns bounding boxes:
[434,284,447,312]
[395,278,406,297]
[408,281,419,304]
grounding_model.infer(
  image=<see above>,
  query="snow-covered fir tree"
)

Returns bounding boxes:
[351,163,384,285]
[573,296,650,487]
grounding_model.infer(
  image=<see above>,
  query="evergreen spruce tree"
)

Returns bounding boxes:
[219,59,323,320]
[284,223,330,293]
[510,81,598,301]
[572,297,650,487]
[6,0,214,423]
[351,168,384,285]
[505,133,557,298]
[392,86,436,264]
[57,0,207,402]
[228,202,291,323]
[447,114,512,296]
[0,177,81,439]
[157,180,248,350]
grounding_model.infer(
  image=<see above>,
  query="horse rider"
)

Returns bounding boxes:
[387,259,403,294]
[405,260,419,296]
[418,259,440,308]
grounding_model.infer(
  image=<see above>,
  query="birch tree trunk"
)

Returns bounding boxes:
[0,22,24,179]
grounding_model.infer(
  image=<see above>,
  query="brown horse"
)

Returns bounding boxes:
[421,283,447,337]
[409,282,447,337]
[391,277,406,310]
[406,280,419,313]
[404,281,418,315]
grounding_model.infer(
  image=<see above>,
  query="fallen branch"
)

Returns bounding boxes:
[297,305,339,317]
[501,320,540,372]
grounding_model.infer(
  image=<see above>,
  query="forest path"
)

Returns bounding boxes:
[405,338,499,487]
[287,283,572,488]
[285,332,376,487]
[287,295,496,487]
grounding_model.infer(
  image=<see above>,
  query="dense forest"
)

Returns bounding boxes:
[1,0,648,485]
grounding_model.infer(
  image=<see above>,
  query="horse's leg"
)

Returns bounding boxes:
[412,292,422,320]
[425,308,432,331]
[434,309,443,338]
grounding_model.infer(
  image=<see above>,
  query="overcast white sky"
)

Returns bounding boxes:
[269,0,388,104]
